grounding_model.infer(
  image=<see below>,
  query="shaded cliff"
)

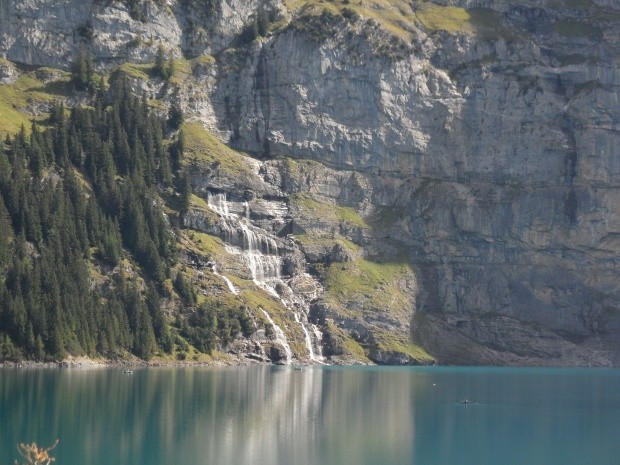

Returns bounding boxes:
[0,0,618,365]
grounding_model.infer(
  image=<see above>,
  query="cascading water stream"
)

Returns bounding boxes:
[261,310,293,364]
[294,313,316,361]
[207,191,323,363]
[212,264,238,295]
[276,287,324,363]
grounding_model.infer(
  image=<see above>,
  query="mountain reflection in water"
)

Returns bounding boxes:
[2,366,619,465]
[1,366,414,465]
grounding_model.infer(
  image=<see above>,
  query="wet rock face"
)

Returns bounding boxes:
[1,0,619,365]
[267,343,288,364]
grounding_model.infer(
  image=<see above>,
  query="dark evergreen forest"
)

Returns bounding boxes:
[0,82,249,361]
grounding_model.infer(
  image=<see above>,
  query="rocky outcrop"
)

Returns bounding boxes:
[222,2,620,366]
[0,0,284,67]
[1,0,618,366]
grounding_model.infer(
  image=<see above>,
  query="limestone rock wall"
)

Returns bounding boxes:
[220,4,620,365]
[0,0,618,365]
[0,0,284,66]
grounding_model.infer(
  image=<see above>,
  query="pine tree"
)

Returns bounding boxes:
[72,48,94,91]
[155,45,166,77]
[166,56,175,80]
[169,129,185,171]
[178,170,191,213]
[0,78,205,362]
[0,198,12,266]
[167,103,184,131]
[0,139,11,189]
[257,9,269,37]
[174,271,196,306]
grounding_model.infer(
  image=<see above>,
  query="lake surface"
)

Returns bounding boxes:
[1,366,619,465]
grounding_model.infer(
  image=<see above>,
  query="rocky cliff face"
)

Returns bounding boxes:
[0,0,286,65]
[1,0,618,366]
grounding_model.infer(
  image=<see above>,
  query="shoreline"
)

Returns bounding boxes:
[0,354,367,369]
[0,356,265,370]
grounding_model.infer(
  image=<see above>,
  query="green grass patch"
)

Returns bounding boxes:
[0,68,72,135]
[347,1,416,40]
[294,233,361,253]
[291,193,368,229]
[115,62,155,80]
[415,3,472,33]
[182,122,255,179]
[184,230,226,257]
[374,332,435,363]
[323,258,414,317]
[281,156,323,178]
[239,286,289,324]
[191,54,216,67]
[285,0,416,40]
[325,320,371,362]
[148,98,166,110]
[190,193,212,212]
[283,1,521,40]
[169,58,193,85]
[172,58,192,75]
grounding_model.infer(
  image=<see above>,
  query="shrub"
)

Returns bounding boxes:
[15,440,58,465]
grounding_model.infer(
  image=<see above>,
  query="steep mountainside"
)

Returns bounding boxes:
[0,0,618,366]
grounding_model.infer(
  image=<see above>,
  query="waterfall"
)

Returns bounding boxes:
[294,312,316,361]
[207,192,231,218]
[212,264,238,295]
[244,200,250,220]
[311,325,324,358]
[206,191,324,364]
[275,282,324,363]
[261,310,293,364]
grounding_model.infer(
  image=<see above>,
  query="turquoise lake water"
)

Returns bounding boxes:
[1,366,619,465]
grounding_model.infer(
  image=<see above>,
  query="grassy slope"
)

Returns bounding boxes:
[322,257,434,362]
[0,67,72,135]
[183,122,256,179]
[291,193,368,229]
[323,258,413,317]
[283,0,617,42]
[283,0,487,38]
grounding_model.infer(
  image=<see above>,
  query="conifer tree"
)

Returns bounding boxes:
[72,48,95,91]
[257,9,269,37]
[0,78,241,361]
[0,140,11,189]
[167,102,184,131]
[0,198,12,266]
[178,170,191,213]
[166,56,175,80]
[155,45,167,79]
